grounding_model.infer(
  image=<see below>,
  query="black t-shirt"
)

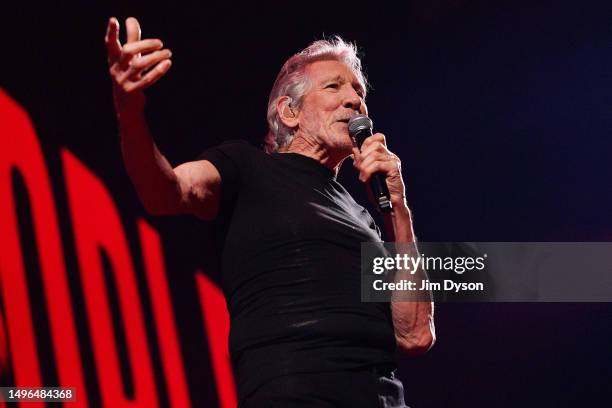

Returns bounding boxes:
[198,140,396,400]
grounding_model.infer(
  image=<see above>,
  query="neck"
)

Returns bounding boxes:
[280,135,349,175]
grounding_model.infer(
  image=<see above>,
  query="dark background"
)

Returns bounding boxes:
[3,0,612,406]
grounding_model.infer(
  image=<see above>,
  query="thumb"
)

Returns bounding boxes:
[352,147,361,164]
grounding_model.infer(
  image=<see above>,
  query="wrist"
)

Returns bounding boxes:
[388,201,415,242]
[114,89,146,121]
[391,198,410,216]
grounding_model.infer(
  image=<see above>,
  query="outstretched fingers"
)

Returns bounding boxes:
[105,17,121,63]
[126,59,172,92]
[116,48,172,84]
[118,39,164,68]
[125,17,141,43]
[131,49,172,71]
[105,16,173,94]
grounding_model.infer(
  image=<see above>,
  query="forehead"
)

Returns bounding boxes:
[304,60,361,85]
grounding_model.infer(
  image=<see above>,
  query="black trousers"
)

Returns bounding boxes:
[239,367,409,408]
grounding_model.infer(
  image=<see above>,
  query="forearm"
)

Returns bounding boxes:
[119,112,182,214]
[382,198,414,243]
[105,16,177,214]
[384,201,436,355]
[352,132,436,353]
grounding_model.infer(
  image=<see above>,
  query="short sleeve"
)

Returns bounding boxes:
[197,139,257,212]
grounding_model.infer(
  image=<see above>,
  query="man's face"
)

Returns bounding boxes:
[295,60,368,154]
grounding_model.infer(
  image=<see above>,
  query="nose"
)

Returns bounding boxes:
[342,87,362,112]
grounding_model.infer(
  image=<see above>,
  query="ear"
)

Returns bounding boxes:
[276,96,299,128]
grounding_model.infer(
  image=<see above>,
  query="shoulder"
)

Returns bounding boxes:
[196,139,268,179]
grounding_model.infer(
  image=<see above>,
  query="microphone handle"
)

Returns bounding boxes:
[354,129,393,213]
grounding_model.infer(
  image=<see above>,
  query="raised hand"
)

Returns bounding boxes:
[105,17,172,118]
[352,133,407,209]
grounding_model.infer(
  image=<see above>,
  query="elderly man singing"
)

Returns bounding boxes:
[105,16,434,408]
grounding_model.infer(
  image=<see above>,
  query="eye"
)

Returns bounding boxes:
[325,82,339,90]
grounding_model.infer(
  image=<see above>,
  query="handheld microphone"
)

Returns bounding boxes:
[348,115,393,213]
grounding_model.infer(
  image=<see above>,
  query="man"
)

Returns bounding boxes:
[105,16,435,407]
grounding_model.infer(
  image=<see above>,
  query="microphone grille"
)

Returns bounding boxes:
[348,114,373,137]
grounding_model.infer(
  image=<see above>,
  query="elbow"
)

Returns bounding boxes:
[396,325,436,356]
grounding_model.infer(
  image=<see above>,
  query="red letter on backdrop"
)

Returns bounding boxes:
[195,272,237,408]
[137,220,191,407]
[0,90,86,406]
[62,150,158,407]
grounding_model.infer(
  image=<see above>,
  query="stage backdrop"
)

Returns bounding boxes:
[2,1,612,407]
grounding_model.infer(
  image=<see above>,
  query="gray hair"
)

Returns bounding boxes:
[264,36,367,153]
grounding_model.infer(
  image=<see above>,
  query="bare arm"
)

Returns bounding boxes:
[382,205,436,355]
[353,135,436,355]
[119,117,221,219]
[105,17,221,219]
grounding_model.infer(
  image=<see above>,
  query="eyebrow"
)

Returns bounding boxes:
[323,75,345,84]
